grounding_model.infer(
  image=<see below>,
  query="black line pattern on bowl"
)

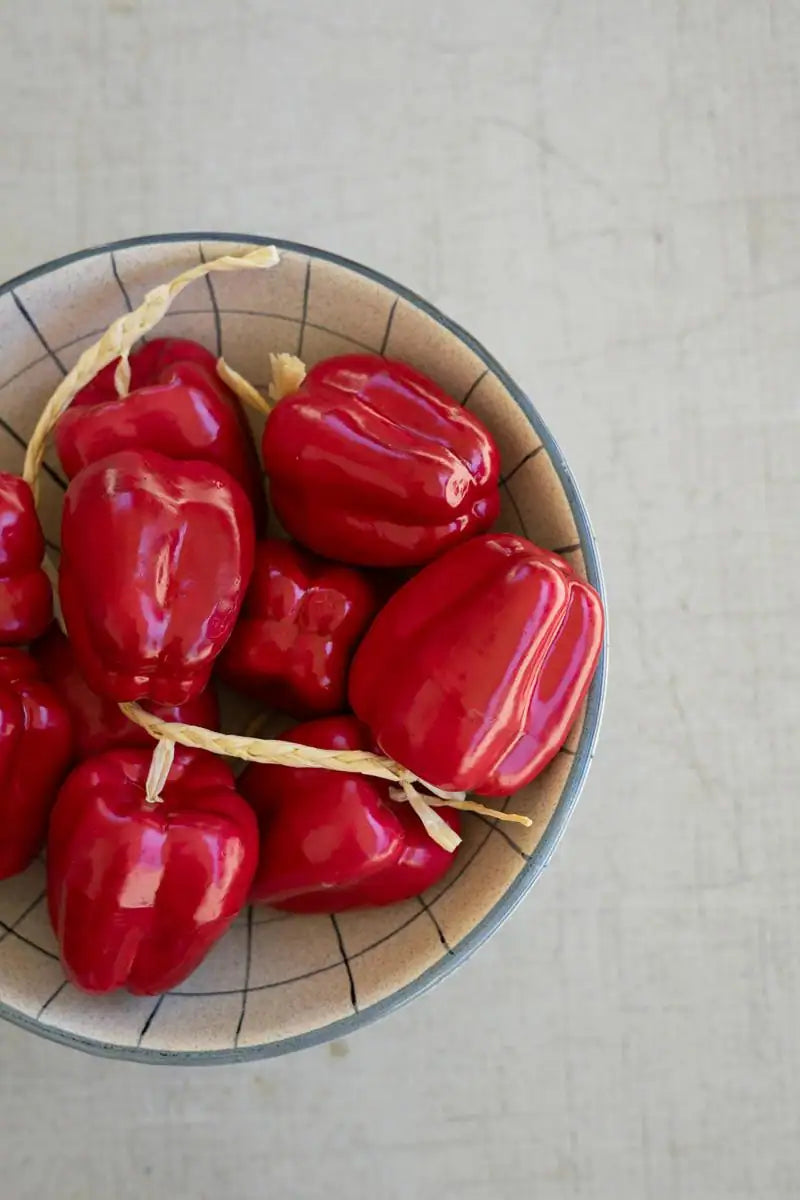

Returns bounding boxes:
[11,293,67,375]
[416,895,453,955]
[41,463,68,492]
[0,922,59,961]
[500,446,545,485]
[164,308,377,354]
[330,915,358,1013]
[0,415,31,455]
[502,480,527,537]
[137,994,165,1047]
[0,322,145,393]
[0,414,67,493]
[378,296,399,356]
[0,353,52,394]
[41,464,68,493]
[461,367,489,406]
[37,978,68,1019]
[471,813,531,860]
[110,252,133,313]
[296,259,312,357]
[198,243,222,357]
[234,907,254,1047]
[0,888,47,950]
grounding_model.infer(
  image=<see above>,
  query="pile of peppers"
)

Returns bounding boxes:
[0,335,603,997]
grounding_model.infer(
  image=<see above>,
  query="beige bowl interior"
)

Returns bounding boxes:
[0,237,599,1061]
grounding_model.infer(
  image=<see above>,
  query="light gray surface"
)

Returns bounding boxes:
[0,2,797,1197]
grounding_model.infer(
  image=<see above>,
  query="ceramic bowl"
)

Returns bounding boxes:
[0,233,607,1063]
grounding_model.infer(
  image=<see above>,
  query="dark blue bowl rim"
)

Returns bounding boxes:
[0,232,608,1065]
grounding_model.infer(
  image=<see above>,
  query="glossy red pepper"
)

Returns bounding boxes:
[47,747,259,995]
[261,354,501,566]
[60,449,255,704]
[335,799,459,910]
[35,625,219,760]
[0,474,52,644]
[0,648,72,880]
[268,796,461,913]
[240,716,459,912]
[241,717,403,909]
[216,538,380,718]
[350,534,604,796]
[56,338,266,526]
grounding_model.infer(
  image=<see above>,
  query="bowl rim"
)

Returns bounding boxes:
[0,231,608,1065]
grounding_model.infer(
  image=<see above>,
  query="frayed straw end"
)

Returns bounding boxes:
[268,353,306,402]
[145,739,176,805]
[397,782,463,852]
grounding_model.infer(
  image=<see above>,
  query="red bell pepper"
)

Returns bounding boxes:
[0,648,72,880]
[55,337,266,527]
[60,449,255,704]
[264,797,461,913]
[337,799,459,910]
[0,474,52,645]
[35,625,219,760]
[349,534,604,795]
[47,747,259,995]
[240,716,459,912]
[241,716,404,909]
[216,538,380,718]
[261,354,500,566]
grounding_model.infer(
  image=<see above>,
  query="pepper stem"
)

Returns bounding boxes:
[144,738,176,805]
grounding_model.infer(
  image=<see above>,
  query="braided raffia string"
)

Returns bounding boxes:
[119,704,459,797]
[119,705,530,848]
[24,247,533,851]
